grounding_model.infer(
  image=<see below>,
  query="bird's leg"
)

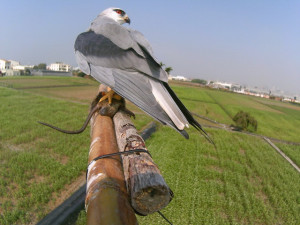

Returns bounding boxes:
[99,87,122,104]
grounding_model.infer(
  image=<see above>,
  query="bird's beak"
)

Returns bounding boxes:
[124,16,130,24]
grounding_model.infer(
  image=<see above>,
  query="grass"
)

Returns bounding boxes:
[1,76,300,224]
[0,83,152,224]
[204,90,300,142]
[3,76,299,143]
[170,85,300,142]
[276,143,300,168]
[24,85,100,103]
[142,127,300,224]
[0,87,91,224]
[0,76,98,89]
[76,126,300,224]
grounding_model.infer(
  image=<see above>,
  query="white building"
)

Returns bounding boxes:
[49,62,71,72]
[9,60,20,68]
[0,59,34,75]
[0,59,11,72]
[169,75,190,81]
[13,65,34,70]
[212,81,233,89]
[5,69,21,76]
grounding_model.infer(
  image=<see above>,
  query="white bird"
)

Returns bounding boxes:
[74,7,213,142]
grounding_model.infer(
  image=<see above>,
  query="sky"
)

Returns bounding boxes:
[1,0,299,95]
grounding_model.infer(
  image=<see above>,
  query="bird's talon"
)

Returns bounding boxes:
[99,90,121,105]
[113,94,122,100]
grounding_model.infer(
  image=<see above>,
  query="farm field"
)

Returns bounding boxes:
[171,84,300,142]
[0,76,299,224]
[137,126,300,224]
[0,76,98,89]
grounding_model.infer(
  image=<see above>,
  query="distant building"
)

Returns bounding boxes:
[0,59,11,72]
[13,65,34,70]
[49,62,71,72]
[5,69,21,76]
[234,88,245,94]
[211,81,233,90]
[282,97,297,103]
[0,59,33,76]
[210,81,243,92]
[9,60,20,68]
[169,75,190,81]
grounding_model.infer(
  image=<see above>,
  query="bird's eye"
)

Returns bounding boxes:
[116,10,122,15]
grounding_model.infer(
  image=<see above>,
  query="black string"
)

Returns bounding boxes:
[158,211,173,225]
[86,149,151,180]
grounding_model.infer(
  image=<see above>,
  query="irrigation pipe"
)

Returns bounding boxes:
[263,137,300,174]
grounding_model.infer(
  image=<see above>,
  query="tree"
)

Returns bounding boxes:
[24,69,31,76]
[233,111,258,131]
[159,62,172,75]
[191,79,207,85]
[33,63,47,70]
[72,70,86,77]
[165,67,173,75]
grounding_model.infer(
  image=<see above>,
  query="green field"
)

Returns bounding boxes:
[0,76,299,224]
[137,127,300,224]
[171,85,300,142]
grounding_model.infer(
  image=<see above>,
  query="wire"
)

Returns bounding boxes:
[157,210,173,225]
[86,149,151,180]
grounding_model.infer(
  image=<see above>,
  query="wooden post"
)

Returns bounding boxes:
[85,111,138,225]
[113,110,173,215]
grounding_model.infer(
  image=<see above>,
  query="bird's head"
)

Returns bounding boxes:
[100,7,130,25]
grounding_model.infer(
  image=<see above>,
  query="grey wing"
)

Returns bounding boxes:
[75,26,214,143]
[75,31,168,82]
[128,29,161,65]
[75,31,189,137]
[80,63,189,137]
[111,69,189,137]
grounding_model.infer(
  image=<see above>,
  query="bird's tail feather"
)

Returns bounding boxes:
[162,83,215,146]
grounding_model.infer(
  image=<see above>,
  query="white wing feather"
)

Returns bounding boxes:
[149,79,188,130]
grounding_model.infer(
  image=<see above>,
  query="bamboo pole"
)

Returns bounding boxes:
[113,110,173,215]
[85,109,138,224]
